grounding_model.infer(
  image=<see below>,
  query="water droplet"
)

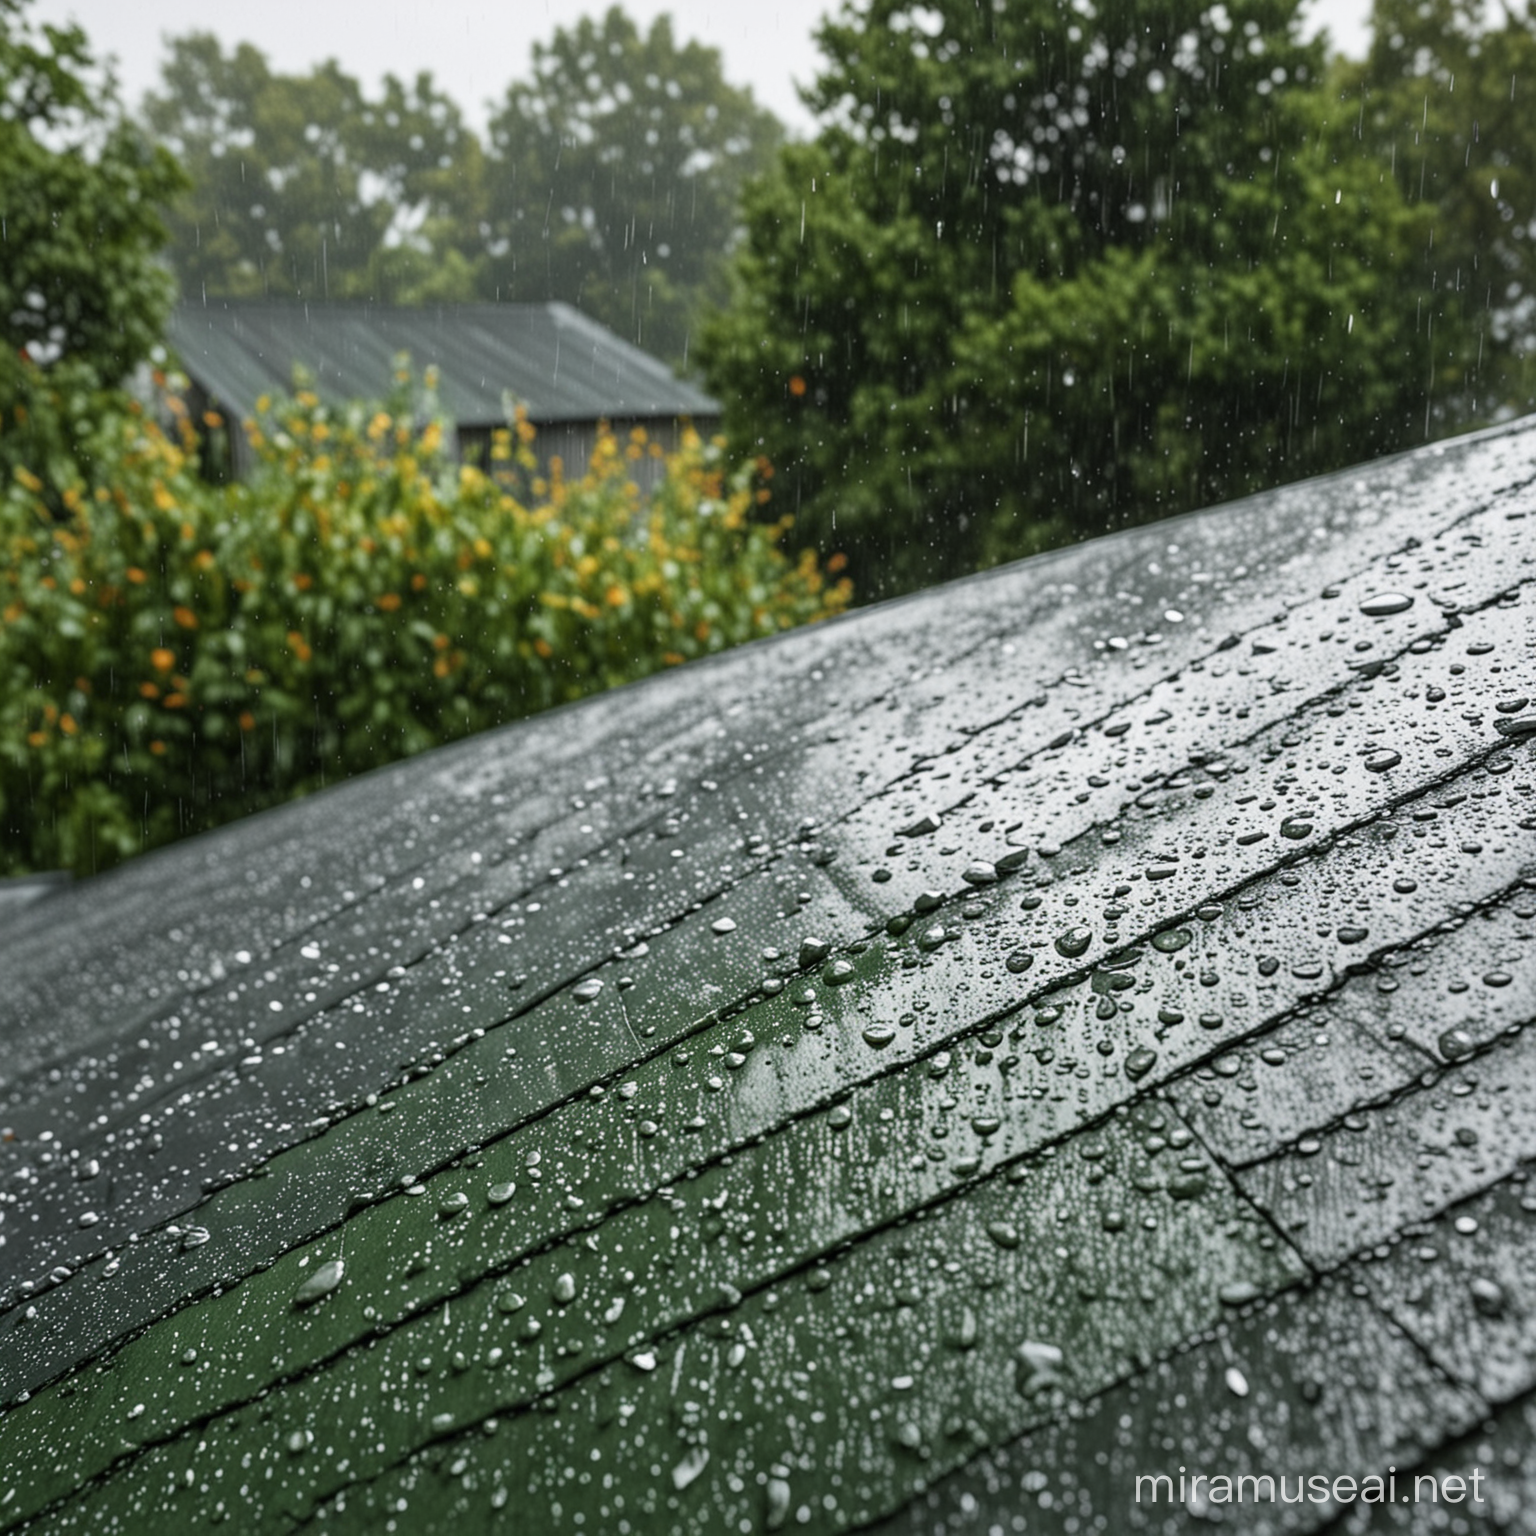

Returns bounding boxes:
[1438,1027,1476,1062]
[1151,928,1192,953]
[711,916,737,935]
[1225,1366,1250,1398]
[1364,750,1402,773]
[986,1221,1020,1250]
[1493,716,1536,740]
[487,1182,516,1206]
[1055,925,1093,959]
[822,958,856,986]
[1454,1215,1479,1236]
[798,938,831,968]
[438,1192,470,1219]
[1125,1046,1158,1081]
[293,1259,345,1307]
[1470,1277,1506,1317]
[1393,878,1418,894]
[863,1023,897,1048]
[962,861,998,886]
[1218,1281,1262,1306]
[1359,592,1413,617]
[1015,1341,1064,1393]
[572,977,604,1003]
[1337,926,1369,946]
[671,1446,711,1491]
[552,1272,577,1305]
[630,1350,657,1372]
[1005,950,1034,973]
[900,813,943,837]
[494,1288,526,1313]
[828,1104,853,1130]
[766,1476,792,1531]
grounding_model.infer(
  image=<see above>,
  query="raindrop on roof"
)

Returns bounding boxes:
[292,1259,344,1307]
[1359,592,1413,617]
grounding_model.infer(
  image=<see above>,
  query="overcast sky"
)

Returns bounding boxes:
[30,0,1375,137]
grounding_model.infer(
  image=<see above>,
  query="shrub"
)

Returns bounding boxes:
[0,368,850,875]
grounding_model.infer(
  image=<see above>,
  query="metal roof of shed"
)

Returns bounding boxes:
[2,418,1536,1532]
[167,300,720,426]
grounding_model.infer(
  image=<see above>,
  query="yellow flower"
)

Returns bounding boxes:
[151,647,176,672]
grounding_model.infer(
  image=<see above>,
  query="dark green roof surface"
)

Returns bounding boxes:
[167,300,720,427]
[2,418,1536,1533]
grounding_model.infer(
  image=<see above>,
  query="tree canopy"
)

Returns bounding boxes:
[141,35,484,306]
[0,0,182,379]
[480,8,782,363]
[140,9,782,363]
[1341,0,1536,420]
[698,0,1487,594]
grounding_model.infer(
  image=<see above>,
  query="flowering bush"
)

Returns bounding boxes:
[0,368,850,875]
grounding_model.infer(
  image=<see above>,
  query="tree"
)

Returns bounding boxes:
[700,0,1475,595]
[0,0,183,489]
[1340,0,1536,421]
[481,7,782,362]
[142,35,485,305]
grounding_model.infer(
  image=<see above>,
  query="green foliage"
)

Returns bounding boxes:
[1340,0,1536,418]
[0,0,184,490]
[140,9,782,360]
[141,35,485,305]
[699,0,1477,596]
[482,7,782,362]
[0,377,849,877]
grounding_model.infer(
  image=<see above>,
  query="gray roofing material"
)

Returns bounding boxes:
[1,416,1535,1532]
[166,300,720,426]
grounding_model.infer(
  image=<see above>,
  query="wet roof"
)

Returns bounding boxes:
[167,300,720,426]
[2,416,1536,1532]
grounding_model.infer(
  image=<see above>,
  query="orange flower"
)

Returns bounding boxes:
[411,573,427,591]
[292,573,313,591]
[287,631,313,663]
[173,606,198,629]
[788,375,807,397]
[59,713,77,735]
[126,567,146,584]
[238,711,255,732]
[377,593,401,612]
[149,740,166,756]
[533,637,553,658]
[827,552,848,573]
[150,648,175,672]
[139,682,160,699]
